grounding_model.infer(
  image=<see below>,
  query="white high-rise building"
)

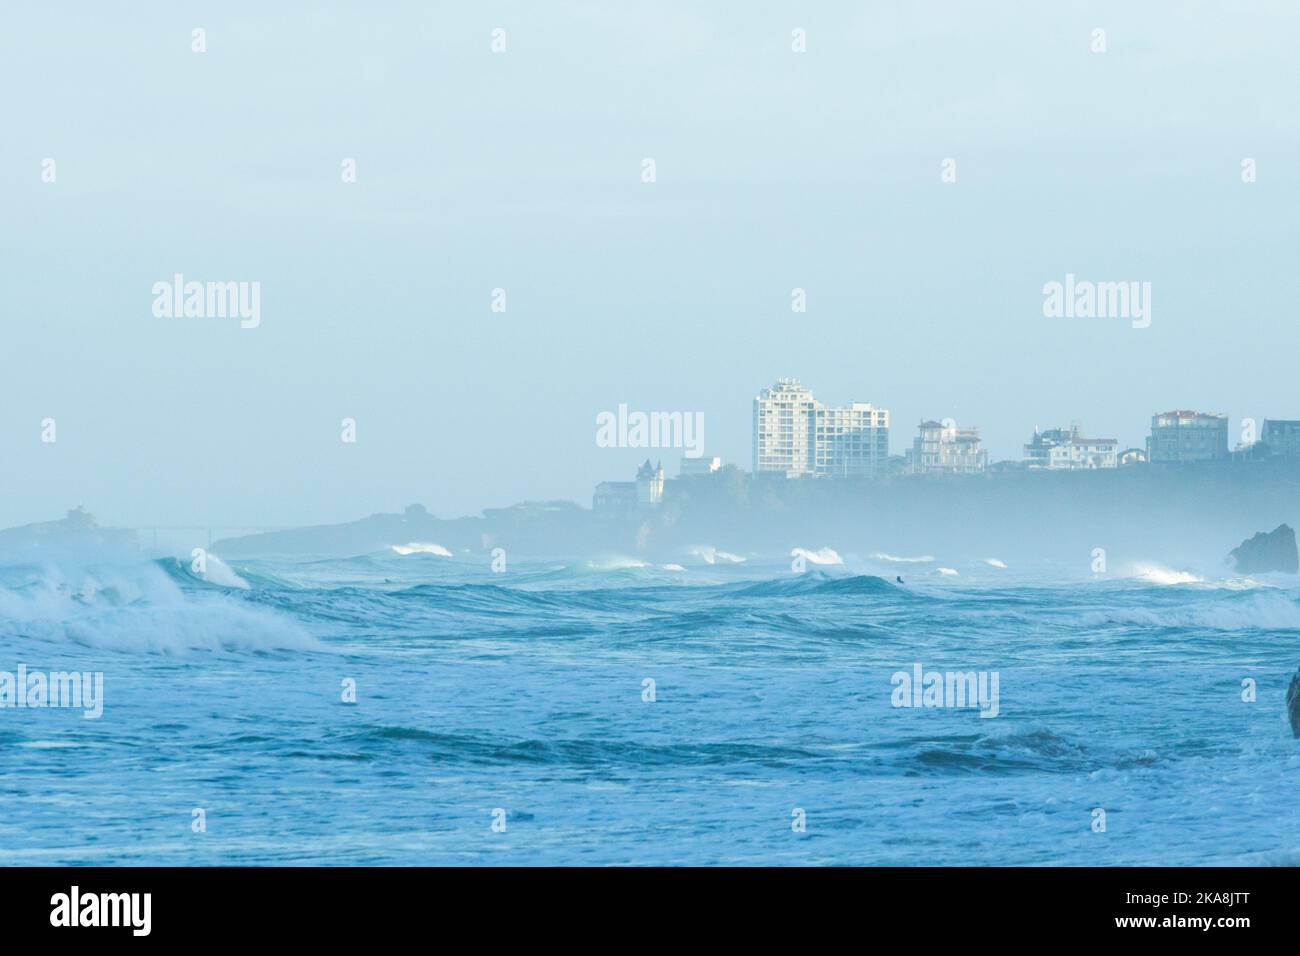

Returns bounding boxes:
[753,380,818,477]
[753,379,890,478]
[813,404,891,477]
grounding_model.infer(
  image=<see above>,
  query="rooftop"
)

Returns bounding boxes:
[1155,410,1227,420]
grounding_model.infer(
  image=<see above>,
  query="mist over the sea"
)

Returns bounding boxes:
[4,1,1300,529]
[4,1,1300,877]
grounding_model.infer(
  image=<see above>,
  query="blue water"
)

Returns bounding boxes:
[2,549,1299,865]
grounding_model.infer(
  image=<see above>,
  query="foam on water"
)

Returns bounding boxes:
[2,551,1298,865]
[1081,589,1300,631]
[1126,562,1204,586]
[202,554,251,589]
[688,545,746,565]
[0,555,317,654]
[391,542,453,557]
[791,546,843,565]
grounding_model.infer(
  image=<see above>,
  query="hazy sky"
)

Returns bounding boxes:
[3,1,1298,528]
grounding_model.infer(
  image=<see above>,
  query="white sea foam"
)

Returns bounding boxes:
[391,542,452,557]
[871,553,935,564]
[1081,592,1300,631]
[589,557,650,570]
[937,567,960,576]
[1116,561,1278,591]
[984,558,1008,569]
[791,547,843,566]
[1127,563,1203,586]
[0,558,317,654]
[203,554,250,589]
[688,545,746,565]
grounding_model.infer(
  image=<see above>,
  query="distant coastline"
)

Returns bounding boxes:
[193,457,1300,568]
[5,455,1296,572]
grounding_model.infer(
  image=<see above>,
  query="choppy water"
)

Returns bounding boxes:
[2,548,1299,865]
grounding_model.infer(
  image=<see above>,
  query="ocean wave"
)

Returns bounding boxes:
[734,573,901,598]
[373,581,664,618]
[332,724,823,769]
[1080,591,1300,631]
[791,547,842,566]
[204,555,251,589]
[1126,562,1203,586]
[390,542,452,557]
[871,552,935,564]
[0,557,317,654]
[586,556,651,571]
[1120,562,1278,591]
[898,724,1154,776]
[538,556,712,580]
[157,554,250,590]
[687,545,746,565]
[1229,847,1300,866]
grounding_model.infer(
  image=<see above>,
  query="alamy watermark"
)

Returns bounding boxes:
[50,886,150,936]
[596,404,704,458]
[1042,273,1150,329]
[152,274,261,329]
[0,665,103,719]
[891,663,999,718]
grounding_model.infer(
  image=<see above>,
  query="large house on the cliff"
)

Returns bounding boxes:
[593,460,665,518]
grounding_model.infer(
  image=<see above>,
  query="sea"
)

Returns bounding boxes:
[2,545,1299,865]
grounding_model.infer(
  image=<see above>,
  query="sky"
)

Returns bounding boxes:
[2,1,1298,529]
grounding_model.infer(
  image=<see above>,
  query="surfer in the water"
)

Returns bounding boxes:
[896,576,904,584]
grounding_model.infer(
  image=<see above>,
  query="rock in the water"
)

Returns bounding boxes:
[1229,524,1299,574]
[1289,670,1300,737]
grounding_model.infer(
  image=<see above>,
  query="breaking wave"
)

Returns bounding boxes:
[687,545,746,565]
[1080,590,1300,631]
[0,556,318,654]
[587,556,650,570]
[791,547,842,566]
[1127,563,1203,586]
[391,542,453,557]
[735,573,901,598]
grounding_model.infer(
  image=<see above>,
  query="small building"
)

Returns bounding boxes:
[1146,410,1229,463]
[593,460,664,517]
[679,456,722,477]
[1023,427,1070,469]
[906,420,987,475]
[1261,420,1300,458]
[592,481,637,518]
[1024,425,1118,470]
